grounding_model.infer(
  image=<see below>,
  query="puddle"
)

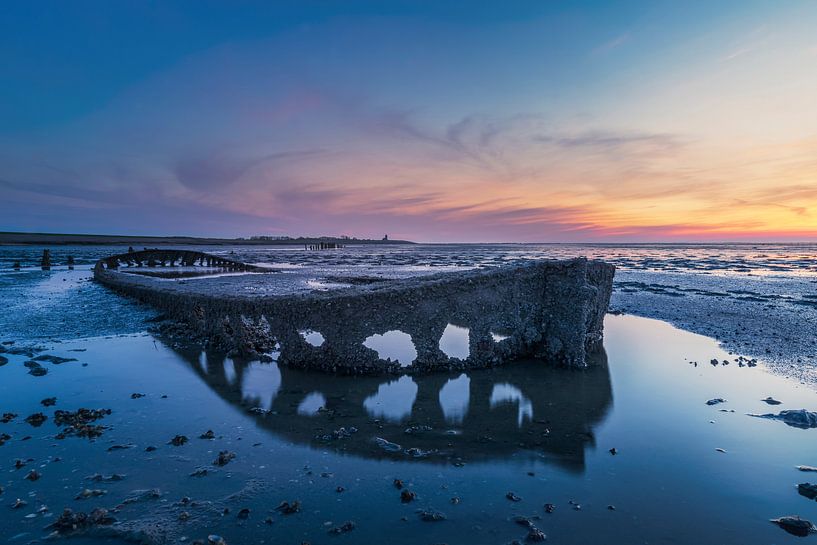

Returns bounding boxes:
[1,315,816,544]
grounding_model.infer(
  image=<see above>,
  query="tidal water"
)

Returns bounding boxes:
[1,244,817,544]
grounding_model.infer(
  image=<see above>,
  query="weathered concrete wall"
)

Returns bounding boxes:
[94,251,614,374]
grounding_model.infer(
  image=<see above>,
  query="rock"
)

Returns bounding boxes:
[40,397,57,407]
[715,448,726,453]
[25,470,41,481]
[609,447,617,455]
[526,526,547,542]
[190,467,211,477]
[130,393,145,399]
[544,503,555,513]
[1,413,16,423]
[400,489,416,503]
[0,355,7,366]
[762,397,782,405]
[25,413,47,427]
[749,409,817,429]
[328,521,356,534]
[418,509,446,522]
[27,363,48,376]
[53,408,111,439]
[169,435,188,446]
[12,498,27,509]
[237,508,251,519]
[145,446,157,452]
[76,488,106,500]
[798,483,817,500]
[706,398,726,406]
[208,535,227,545]
[122,489,162,504]
[275,500,301,514]
[770,516,817,537]
[33,355,76,365]
[213,450,235,466]
[86,473,125,482]
[48,508,116,534]
[199,430,215,440]
[506,491,522,502]
[373,437,402,452]
[797,465,817,472]
[393,479,404,489]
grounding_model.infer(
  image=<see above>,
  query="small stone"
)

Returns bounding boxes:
[25,413,47,427]
[544,503,555,513]
[40,397,57,407]
[275,500,301,514]
[131,393,146,399]
[706,398,726,406]
[609,447,617,455]
[237,508,250,520]
[199,430,215,440]
[400,489,416,503]
[419,510,446,522]
[328,521,355,534]
[169,435,188,446]
[76,488,106,500]
[393,478,404,489]
[526,526,547,542]
[506,491,522,502]
[797,483,817,500]
[213,450,235,466]
[770,516,817,537]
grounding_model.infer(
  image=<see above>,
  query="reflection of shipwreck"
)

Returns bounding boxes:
[95,249,614,373]
[171,343,613,471]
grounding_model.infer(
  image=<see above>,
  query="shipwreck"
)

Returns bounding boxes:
[94,249,615,374]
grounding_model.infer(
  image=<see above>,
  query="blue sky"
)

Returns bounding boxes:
[2,1,816,241]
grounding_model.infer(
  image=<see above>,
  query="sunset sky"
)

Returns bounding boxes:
[2,1,817,242]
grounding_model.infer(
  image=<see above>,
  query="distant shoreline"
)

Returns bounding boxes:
[0,232,414,246]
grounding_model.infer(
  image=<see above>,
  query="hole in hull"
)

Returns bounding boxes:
[300,329,326,347]
[363,330,417,366]
[439,324,470,360]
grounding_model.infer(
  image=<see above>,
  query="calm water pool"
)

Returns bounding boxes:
[2,314,816,544]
